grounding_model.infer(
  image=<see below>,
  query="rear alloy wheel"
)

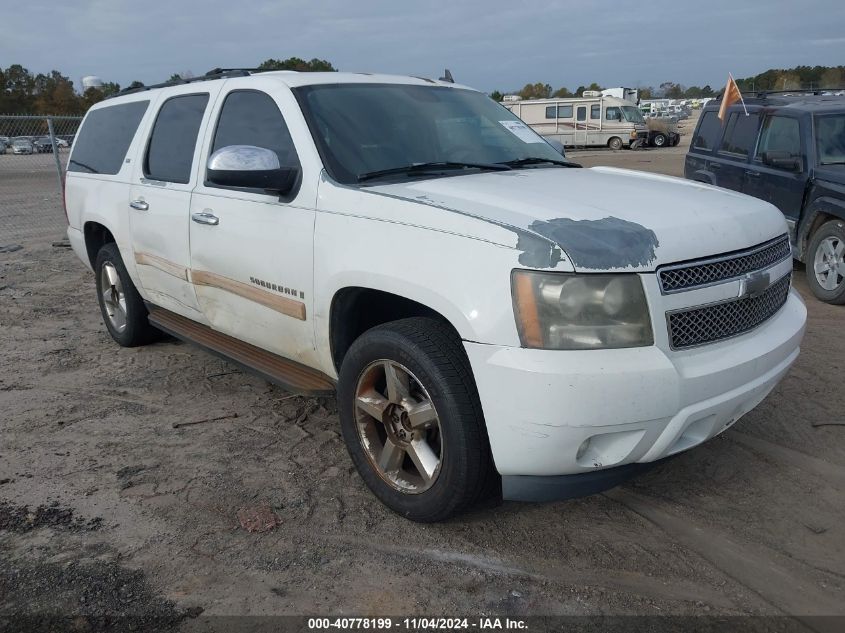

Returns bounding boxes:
[608,137,623,150]
[652,133,667,147]
[338,317,496,522]
[95,242,162,346]
[806,219,845,304]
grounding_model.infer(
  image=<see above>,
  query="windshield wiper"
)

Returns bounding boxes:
[68,159,99,174]
[357,161,511,183]
[498,156,580,169]
[820,161,845,166]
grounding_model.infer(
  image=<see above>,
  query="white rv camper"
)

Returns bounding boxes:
[504,95,648,149]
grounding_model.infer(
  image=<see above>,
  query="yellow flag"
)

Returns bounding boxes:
[718,74,743,121]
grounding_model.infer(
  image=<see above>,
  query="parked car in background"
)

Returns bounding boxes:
[11,139,34,154]
[65,70,805,521]
[685,92,845,304]
[0,140,6,154]
[33,137,55,153]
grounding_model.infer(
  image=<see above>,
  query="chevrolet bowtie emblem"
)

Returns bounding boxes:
[739,270,770,299]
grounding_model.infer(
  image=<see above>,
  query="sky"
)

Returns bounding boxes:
[3,0,844,93]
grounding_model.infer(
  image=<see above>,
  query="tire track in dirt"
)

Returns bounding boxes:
[605,488,845,623]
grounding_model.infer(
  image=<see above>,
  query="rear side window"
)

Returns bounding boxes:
[693,111,720,150]
[211,90,299,169]
[545,105,573,119]
[68,101,149,175]
[144,94,209,183]
[576,107,586,122]
[757,115,802,161]
[719,112,760,157]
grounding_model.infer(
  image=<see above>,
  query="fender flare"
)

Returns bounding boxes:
[796,196,845,260]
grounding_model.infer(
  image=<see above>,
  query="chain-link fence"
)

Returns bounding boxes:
[0,115,83,243]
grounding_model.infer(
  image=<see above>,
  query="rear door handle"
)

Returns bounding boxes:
[191,210,219,226]
[746,170,761,178]
[129,199,149,211]
[709,162,721,170]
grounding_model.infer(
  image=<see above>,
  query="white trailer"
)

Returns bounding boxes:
[601,87,638,103]
[503,95,648,149]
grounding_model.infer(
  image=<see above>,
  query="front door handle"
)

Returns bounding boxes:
[192,210,219,226]
[129,199,149,211]
[746,170,761,178]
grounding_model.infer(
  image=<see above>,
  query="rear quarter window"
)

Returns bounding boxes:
[692,110,721,151]
[68,101,149,175]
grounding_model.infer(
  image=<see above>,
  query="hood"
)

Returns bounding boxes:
[367,167,788,272]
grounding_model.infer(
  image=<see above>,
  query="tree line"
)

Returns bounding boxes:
[491,65,845,101]
[0,58,336,115]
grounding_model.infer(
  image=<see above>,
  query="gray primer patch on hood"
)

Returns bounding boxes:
[528,216,659,269]
[516,232,562,268]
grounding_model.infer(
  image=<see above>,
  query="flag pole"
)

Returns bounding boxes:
[730,72,749,116]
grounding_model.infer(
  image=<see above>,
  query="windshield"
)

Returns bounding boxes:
[293,83,565,184]
[621,106,645,125]
[816,114,845,165]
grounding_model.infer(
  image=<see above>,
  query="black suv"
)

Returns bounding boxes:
[685,92,845,304]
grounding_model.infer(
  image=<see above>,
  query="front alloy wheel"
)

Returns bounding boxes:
[337,317,496,522]
[354,360,443,493]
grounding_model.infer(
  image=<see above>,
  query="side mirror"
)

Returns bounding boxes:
[762,150,801,172]
[207,145,299,194]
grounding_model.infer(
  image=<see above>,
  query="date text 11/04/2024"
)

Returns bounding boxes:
[307,617,528,630]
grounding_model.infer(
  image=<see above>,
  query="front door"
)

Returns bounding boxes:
[129,89,218,320]
[188,86,318,368]
[743,114,807,227]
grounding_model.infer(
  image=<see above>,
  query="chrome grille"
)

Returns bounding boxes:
[667,274,791,349]
[658,235,791,293]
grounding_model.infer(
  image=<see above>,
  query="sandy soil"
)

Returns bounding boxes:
[1,126,844,630]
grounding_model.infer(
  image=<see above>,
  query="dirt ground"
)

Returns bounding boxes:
[1,118,845,631]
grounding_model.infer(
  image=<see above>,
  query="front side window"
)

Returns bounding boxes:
[756,115,802,165]
[293,84,565,184]
[693,111,721,150]
[144,93,209,183]
[211,90,300,172]
[590,104,600,119]
[69,100,149,175]
[605,107,621,121]
[816,114,845,165]
[719,111,760,157]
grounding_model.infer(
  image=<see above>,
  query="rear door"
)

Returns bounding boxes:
[128,86,220,319]
[742,114,807,225]
[709,110,760,192]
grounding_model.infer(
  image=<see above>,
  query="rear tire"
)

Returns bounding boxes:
[805,219,845,304]
[338,317,496,522]
[95,242,161,346]
[608,137,623,150]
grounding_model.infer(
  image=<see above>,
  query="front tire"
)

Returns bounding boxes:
[608,136,623,150]
[95,242,161,346]
[806,220,845,304]
[652,133,667,147]
[338,318,495,522]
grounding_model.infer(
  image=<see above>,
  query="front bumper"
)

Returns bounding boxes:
[465,289,806,489]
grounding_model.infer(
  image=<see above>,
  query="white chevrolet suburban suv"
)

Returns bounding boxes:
[65,69,807,521]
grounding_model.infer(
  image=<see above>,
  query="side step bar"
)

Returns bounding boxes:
[147,306,336,396]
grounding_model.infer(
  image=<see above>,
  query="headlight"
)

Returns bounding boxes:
[511,270,653,350]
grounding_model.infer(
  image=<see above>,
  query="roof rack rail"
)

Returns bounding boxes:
[714,88,845,101]
[108,67,278,99]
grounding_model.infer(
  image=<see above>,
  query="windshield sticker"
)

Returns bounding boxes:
[499,120,545,143]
